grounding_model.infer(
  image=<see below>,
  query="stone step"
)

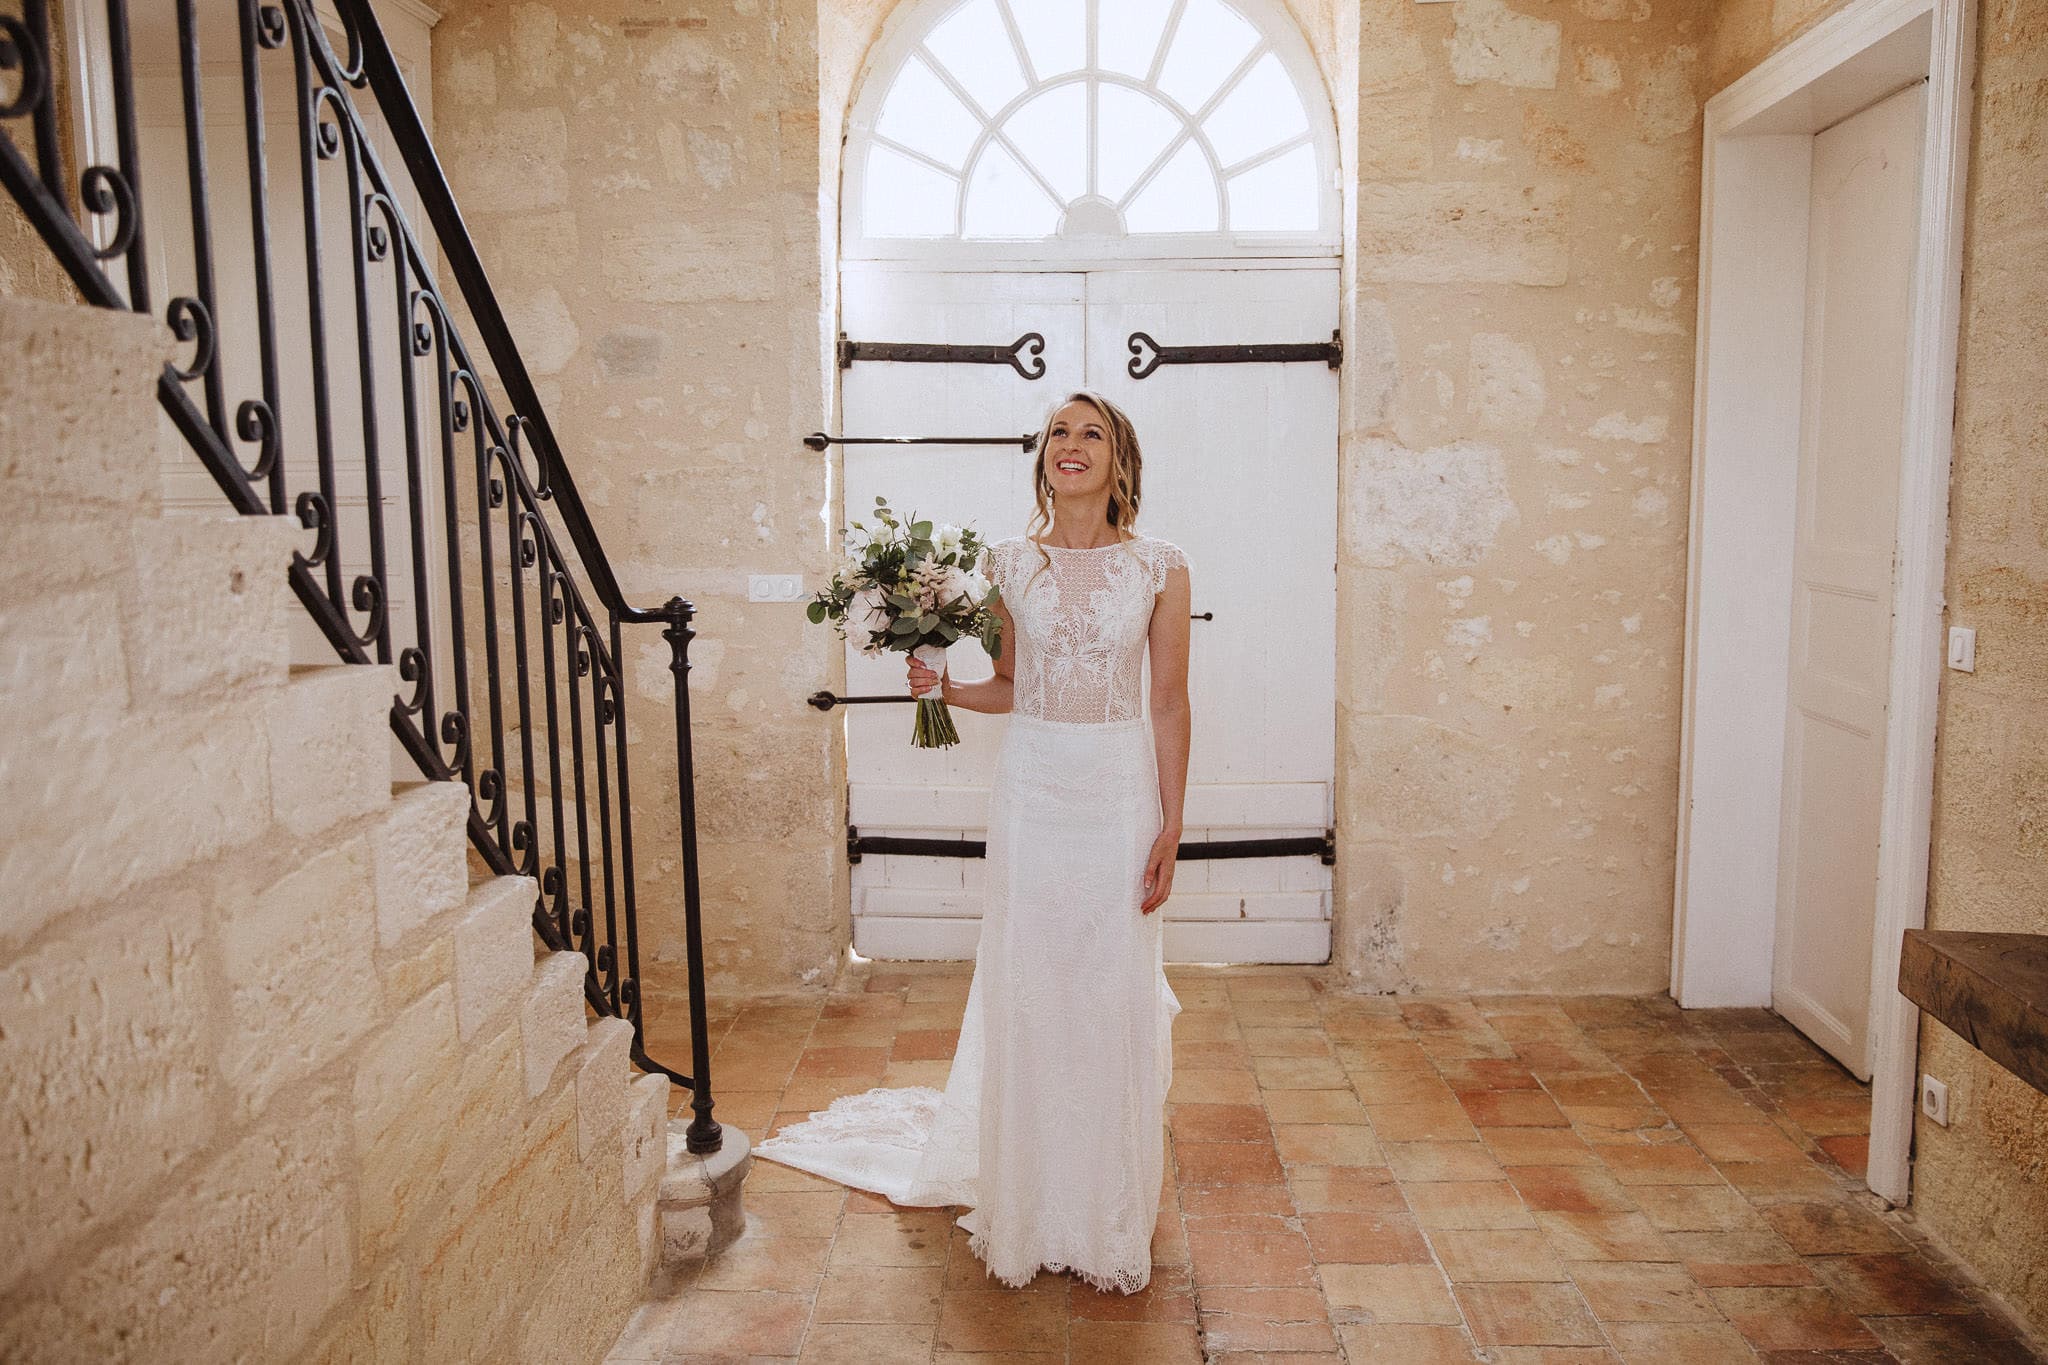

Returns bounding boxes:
[0,296,167,528]
[267,664,395,839]
[372,780,473,949]
[523,950,590,1098]
[454,875,538,1042]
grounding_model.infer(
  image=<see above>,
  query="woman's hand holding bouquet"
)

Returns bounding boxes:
[808,498,1004,748]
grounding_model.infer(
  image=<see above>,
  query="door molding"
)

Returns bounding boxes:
[1672,0,1976,1206]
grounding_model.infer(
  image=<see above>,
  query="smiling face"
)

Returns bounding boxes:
[1043,398,1114,500]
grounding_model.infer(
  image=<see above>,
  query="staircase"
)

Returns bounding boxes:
[0,299,670,1360]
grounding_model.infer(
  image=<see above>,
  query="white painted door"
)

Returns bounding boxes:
[843,264,1337,965]
[1771,82,1927,1079]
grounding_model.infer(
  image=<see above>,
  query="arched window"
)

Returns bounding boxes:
[844,0,1339,260]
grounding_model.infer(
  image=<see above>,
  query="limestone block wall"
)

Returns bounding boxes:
[1710,0,2048,1337]
[0,296,668,1363]
[432,0,846,1005]
[433,0,1706,1000]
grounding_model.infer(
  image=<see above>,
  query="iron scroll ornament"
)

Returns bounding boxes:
[1126,328,1343,380]
[837,330,1047,380]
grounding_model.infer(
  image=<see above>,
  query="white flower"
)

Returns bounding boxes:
[934,523,964,558]
[843,525,873,557]
[960,568,991,602]
[938,564,977,607]
[849,587,892,653]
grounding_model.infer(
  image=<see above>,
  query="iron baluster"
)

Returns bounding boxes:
[104,0,149,313]
[664,601,722,1154]
[173,0,228,441]
[236,0,285,506]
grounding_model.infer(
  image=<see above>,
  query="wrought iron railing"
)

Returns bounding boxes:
[0,0,720,1152]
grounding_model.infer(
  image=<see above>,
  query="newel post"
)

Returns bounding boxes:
[663,596,723,1154]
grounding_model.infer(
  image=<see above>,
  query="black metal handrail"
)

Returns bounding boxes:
[0,0,719,1151]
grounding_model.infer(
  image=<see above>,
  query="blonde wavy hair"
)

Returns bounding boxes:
[1017,390,1145,596]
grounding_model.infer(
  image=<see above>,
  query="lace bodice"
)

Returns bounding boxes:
[985,533,1189,724]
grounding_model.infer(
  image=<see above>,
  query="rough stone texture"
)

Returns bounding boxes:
[0,296,164,522]
[372,780,473,948]
[0,297,661,1361]
[0,1088,356,1365]
[453,874,539,1041]
[623,1072,672,1201]
[2,694,271,946]
[577,1016,636,1161]
[217,838,382,1119]
[524,949,591,1097]
[266,664,395,838]
[122,516,297,700]
[1706,0,2048,1340]
[0,898,213,1297]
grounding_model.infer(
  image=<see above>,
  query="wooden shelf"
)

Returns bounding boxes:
[1898,930,2048,1097]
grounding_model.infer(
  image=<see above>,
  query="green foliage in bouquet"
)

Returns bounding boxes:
[807,498,1005,747]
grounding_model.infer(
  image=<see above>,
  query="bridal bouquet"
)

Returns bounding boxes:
[808,498,1004,748]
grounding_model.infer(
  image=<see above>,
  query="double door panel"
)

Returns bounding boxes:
[842,265,1337,964]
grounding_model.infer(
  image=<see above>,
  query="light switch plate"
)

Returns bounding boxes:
[747,574,805,603]
[1946,626,1976,672]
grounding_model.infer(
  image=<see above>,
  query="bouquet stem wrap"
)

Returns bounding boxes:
[910,642,961,749]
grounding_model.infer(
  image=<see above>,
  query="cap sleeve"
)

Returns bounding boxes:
[1148,538,1188,594]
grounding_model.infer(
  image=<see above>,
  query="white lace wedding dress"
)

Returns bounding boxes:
[754,532,1189,1294]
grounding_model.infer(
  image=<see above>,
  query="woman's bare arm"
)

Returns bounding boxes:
[1140,563,1192,912]
[908,592,1015,714]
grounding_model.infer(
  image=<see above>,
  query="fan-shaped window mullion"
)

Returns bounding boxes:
[1219,128,1312,180]
[849,0,1334,251]
[992,0,1038,86]
[922,55,1072,217]
[1149,0,1190,86]
[872,131,975,181]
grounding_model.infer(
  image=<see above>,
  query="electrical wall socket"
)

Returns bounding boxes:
[1947,626,1976,672]
[1920,1073,1949,1126]
[747,574,804,603]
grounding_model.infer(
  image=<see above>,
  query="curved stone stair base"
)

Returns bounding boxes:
[656,1125,754,1274]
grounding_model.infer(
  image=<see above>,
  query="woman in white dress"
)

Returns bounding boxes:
[753,391,1193,1294]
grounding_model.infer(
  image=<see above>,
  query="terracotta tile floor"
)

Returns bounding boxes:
[616,966,2043,1364]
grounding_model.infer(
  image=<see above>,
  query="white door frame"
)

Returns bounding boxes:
[1672,0,1975,1205]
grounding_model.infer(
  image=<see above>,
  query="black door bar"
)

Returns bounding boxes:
[809,608,1211,711]
[1126,328,1342,380]
[804,431,1039,452]
[850,825,1336,866]
[837,330,1047,380]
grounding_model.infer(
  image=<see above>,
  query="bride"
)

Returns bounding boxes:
[753,390,1193,1294]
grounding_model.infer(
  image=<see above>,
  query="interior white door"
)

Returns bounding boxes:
[1771,82,1927,1079]
[1084,268,1337,965]
[840,269,1087,960]
[842,264,1338,965]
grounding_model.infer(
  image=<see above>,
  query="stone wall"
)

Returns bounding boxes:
[1708,0,2048,1337]
[0,296,668,1364]
[432,0,1705,1000]
[432,0,847,1004]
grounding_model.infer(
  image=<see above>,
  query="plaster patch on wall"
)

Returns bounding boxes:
[1456,137,1508,164]
[1632,45,1702,142]
[1587,412,1669,444]
[1343,437,1518,569]
[1344,716,1519,840]
[1468,332,1547,431]
[1469,654,1573,711]
[1358,183,1570,286]
[1574,46,1622,95]
[1449,0,1563,90]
